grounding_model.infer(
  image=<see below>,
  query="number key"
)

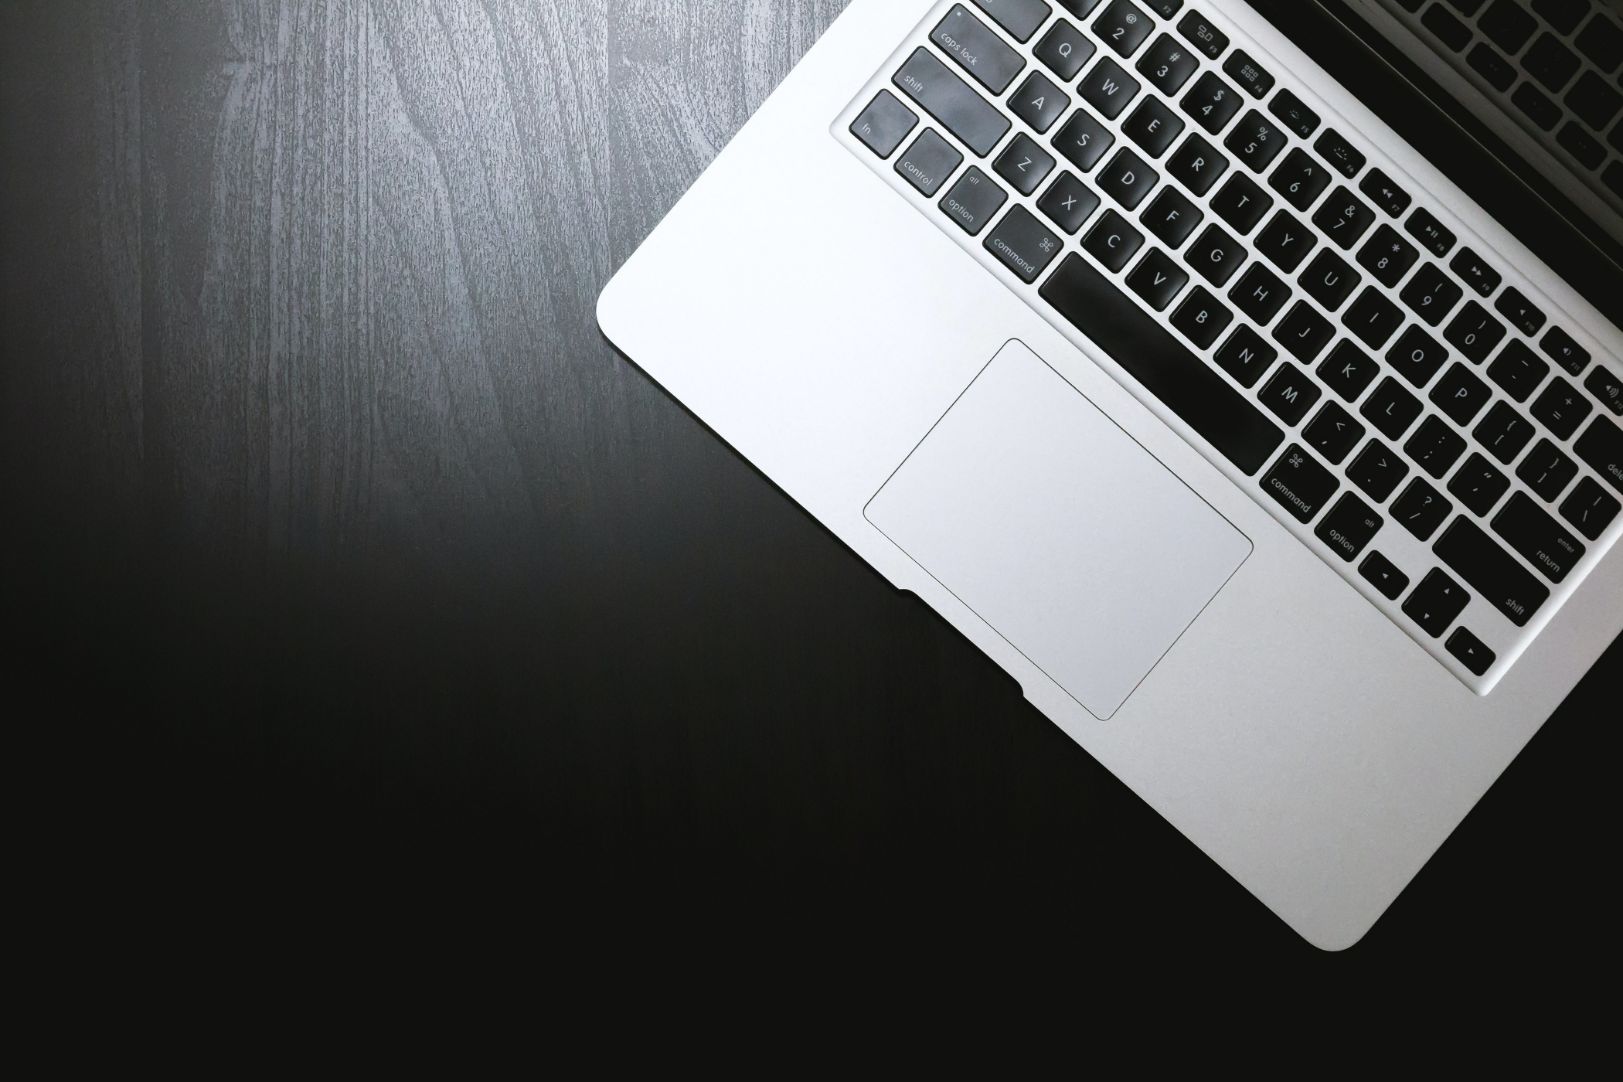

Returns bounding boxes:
[1357,225,1420,287]
[1312,186,1376,250]
[1180,72,1243,134]
[1400,263,1463,326]
[1137,33,1198,95]
[1094,0,1155,58]
[1444,300,1508,364]
[1269,148,1332,211]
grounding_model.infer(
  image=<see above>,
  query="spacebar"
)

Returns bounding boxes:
[1039,254,1284,476]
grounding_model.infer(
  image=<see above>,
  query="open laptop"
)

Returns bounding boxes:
[597,0,1623,948]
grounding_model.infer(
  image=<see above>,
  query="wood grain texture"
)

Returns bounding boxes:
[3,1,1617,964]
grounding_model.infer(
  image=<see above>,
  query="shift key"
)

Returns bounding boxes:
[1433,517,1550,627]
[894,48,1012,157]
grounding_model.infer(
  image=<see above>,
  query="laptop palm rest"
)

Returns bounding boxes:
[866,340,1254,720]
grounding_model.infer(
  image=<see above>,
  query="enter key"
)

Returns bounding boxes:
[1493,492,1586,584]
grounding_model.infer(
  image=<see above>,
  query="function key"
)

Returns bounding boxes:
[1058,0,1108,12]
[1402,568,1471,639]
[1405,208,1456,257]
[1314,129,1367,178]
[1531,0,1586,36]
[1141,0,1184,16]
[1359,168,1412,217]
[1587,367,1623,415]
[1137,33,1199,94]
[1420,6,1473,54]
[1512,83,1563,131]
[1480,0,1536,55]
[1575,13,1623,75]
[971,0,1054,43]
[1467,42,1517,93]
[1494,285,1547,336]
[1445,628,1495,678]
[1036,20,1098,82]
[1223,50,1276,99]
[1541,326,1590,376]
[1177,10,1230,59]
[851,91,918,158]
[1359,550,1411,601]
[1449,248,1502,297]
[1268,89,1321,139]
[1523,32,1582,94]
[1094,1,1156,58]
[1560,476,1622,541]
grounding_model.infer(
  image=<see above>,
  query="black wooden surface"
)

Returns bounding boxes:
[4,0,1616,964]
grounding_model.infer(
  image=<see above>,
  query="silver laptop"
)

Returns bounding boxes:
[598,0,1623,948]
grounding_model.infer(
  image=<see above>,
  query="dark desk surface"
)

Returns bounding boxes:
[4,1,1616,962]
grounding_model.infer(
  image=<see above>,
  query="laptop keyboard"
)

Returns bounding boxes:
[838,0,1623,690]
[1375,0,1623,212]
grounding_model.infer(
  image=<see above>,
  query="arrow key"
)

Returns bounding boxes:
[1446,628,1495,677]
[1403,568,1471,638]
[1359,550,1411,601]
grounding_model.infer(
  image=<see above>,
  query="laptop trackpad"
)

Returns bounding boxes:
[866,340,1252,719]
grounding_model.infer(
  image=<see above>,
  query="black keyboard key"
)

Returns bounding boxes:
[1405,208,1456,257]
[1475,401,1536,463]
[1479,0,1537,54]
[1446,628,1495,677]
[1126,246,1191,309]
[1122,97,1186,157]
[1421,5,1474,53]
[1057,0,1107,13]
[935,6,1030,94]
[1395,478,1452,541]
[1467,42,1518,93]
[1561,476,1622,540]
[940,166,1009,235]
[1084,208,1146,270]
[1360,550,1411,600]
[972,0,1053,42]
[1215,325,1278,388]
[1053,108,1115,171]
[1431,362,1493,424]
[1314,130,1366,179]
[1576,13,1623,74]
[1268,89,1321,139]
[1574,415,1623,493]
[995,132,1058,194]
[984,205,1065,282]
[1305,402,1366,463]
[1137,33,1199,95]
[1177,10,1229,59]
[1494,491,1585,582]
[1388,325,1450,388]
[1540,327,1590,377]
[1517,438,1579,502]
[1230,262,1290,322]
[1038,171,1101,233]
[1400,262,1464,326]
[1445,300,1508,363]
[1256,210,1316,272]
[1140,0,1184,16]
[1224,51,1276,100]
[1011,72,1072,134]
[1271,148,1333,212]
[1170,285,1233,348]
[1362,377,1425,439]
[1407,416,1469,479]
[1449,248,1502,298]
[1343,287,1405,350]
[1532,0,1587,36]
[1098,147,1158,207]
[1316,492,1384,561]
[1487,339,1551,402]
[1358,225,1420,287]
[1494,286,1546,336]
[1557,121,1607,170]
[1262,444,1339,522]
[1211,174,1273,233]
[1567,72,1623,132]
[1080,56,1142,119]
[1403,568,1471,638]
[1095,0,1155,57]
[1433,519,1548,627]
[1530,376,1593,438]
[1041,255,1285,472]
[1513,82,1564,130]
[894,49,1011,157]
[1036,19,1097,81]
[1166,133,1228,194]
[1275,300,1336,362]
[1349,439,1411,501]
[1524,32,1582,93]
[1225,110,1287,172]
[1301,250,1359,312]
[1587,366,1623,415]
[1320,340,1380,401]
[1449,452,1513,514]
[1260,364,1323,425]
[1181,72,1243,134]
[852,91,919,157]
[1358,167,1412,218]
[1605,162,1623,199]
[1141,185,1203,244]
[1313,186,1376,250]
[896,129,966,197]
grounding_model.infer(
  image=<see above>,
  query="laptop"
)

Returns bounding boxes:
[597,0,1623,948]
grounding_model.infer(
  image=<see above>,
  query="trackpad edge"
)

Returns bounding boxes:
[866,340,1252,720]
